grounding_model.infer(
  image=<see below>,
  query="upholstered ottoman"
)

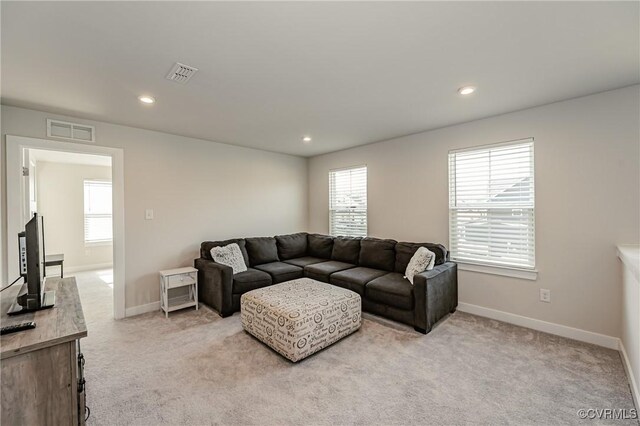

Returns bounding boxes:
[240,278,361,362]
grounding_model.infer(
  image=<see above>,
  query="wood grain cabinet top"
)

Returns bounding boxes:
[0,277,88,359]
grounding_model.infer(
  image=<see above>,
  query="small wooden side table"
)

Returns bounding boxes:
[44,253,64,278]
[159,267,198,318]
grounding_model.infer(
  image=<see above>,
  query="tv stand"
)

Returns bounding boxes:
[7,290,55,315]
[1,277,86,425]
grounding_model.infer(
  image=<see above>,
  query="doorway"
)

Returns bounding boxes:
[29,149,114,318]
[6,135,125,319]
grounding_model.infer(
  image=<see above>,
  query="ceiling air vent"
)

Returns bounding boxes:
[166,62,199,84]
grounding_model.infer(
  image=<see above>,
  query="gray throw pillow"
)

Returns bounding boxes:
[405,247,436,284]
[210,243,248,274]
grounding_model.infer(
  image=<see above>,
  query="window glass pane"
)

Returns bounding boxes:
[84,181,112,214]
[84,180,113,243]
[329,166,367,237]
[85,216,113,242]
[449,140,535,269]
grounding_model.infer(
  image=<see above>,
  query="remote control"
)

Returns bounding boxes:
[1,321,36,335]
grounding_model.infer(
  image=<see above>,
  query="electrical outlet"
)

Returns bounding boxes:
[539,288,551,303]
[145,209,154,220]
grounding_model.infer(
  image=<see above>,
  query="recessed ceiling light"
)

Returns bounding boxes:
[138,95,155,104]
[302,136,312,144]
[457,86,476,96]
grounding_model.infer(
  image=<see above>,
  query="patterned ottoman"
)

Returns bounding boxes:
[240,278,361,362]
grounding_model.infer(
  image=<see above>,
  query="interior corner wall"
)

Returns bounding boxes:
[308,85,640,338]
[36,161,113,270]
[1,105,308,309]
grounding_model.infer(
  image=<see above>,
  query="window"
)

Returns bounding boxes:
[448,139,535,273]
[329,166,367,237]
[84,180,112,244]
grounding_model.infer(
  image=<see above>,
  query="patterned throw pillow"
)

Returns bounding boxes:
[210,243,247,275]
[404,247,436,284]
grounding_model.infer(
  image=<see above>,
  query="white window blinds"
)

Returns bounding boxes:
[448,139,535,269]
[329,166,367,237]
[84,180,113,244]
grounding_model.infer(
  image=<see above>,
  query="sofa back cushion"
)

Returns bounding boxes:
[275,232,308,260]
[201,239,250,266]
[308,234,334,259]
[394,242,448,273]
[331,236,362,264]
[245,237,280,266]
[359,237,397,272]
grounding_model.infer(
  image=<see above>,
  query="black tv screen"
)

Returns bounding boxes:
[24,213,45,300]
[9,213,54,315]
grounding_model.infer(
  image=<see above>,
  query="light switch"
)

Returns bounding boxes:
[145,209,154,220]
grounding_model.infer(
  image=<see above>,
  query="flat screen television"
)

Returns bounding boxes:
[8,213,55,315]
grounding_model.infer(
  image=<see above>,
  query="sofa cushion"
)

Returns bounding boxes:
[245,237,280,266]
[308,234,334,259]
[275,233,308,260]
[201,239,249,265]
[304,261,355,283]
[330,267,387,296]
[366,272,414,310]
[358,237,397,272]
[395,242,448,273]
[254,262,303,284]
[232,268,273,294]
[331,236,362,264]
[282,256,326,268]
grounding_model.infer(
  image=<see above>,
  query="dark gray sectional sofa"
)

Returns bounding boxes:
[194,233,457,333]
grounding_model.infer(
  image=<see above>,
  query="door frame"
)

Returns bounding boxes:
[6,135,126,319]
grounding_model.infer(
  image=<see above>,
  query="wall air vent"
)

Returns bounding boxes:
[166,62,199,84]
[47,119,95,142]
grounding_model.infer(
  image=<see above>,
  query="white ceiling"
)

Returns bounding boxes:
[2,2,638,157]
[29,149,112,168]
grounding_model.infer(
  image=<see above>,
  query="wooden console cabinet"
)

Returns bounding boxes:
[1,277,87,425]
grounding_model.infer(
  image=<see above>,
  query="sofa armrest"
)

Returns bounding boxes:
[194,258,234,317]
[413,262,458,333]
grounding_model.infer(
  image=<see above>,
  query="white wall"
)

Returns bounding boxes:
[1,105,308,308]
[36,161,113,271]
[308,85,640,338]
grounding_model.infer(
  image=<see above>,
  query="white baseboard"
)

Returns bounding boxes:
[64,263,113,274]
[125,301,160,317]
[619,340,640,409]
[457,302,619,350]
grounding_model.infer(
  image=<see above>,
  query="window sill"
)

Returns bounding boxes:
[85,241,113,248]
[456,262,538,281]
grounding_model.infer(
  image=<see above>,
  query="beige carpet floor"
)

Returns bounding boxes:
[73,270,637,425]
